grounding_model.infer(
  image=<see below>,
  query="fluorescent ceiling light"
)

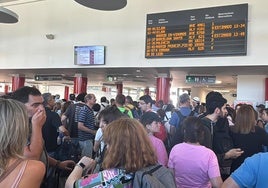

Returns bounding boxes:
[215,80,222,84]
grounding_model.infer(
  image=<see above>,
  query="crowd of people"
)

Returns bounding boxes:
[0,86,268,188]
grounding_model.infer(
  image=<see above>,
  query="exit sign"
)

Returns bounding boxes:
[186,75,216,84]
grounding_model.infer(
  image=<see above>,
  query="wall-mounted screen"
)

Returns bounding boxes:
[145,4,248,58]
[74,45,105,65]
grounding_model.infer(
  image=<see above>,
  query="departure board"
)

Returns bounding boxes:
[145,4,248,58]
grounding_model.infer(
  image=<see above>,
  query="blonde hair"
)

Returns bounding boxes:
[0,98,29,175]
[102,118,157,173]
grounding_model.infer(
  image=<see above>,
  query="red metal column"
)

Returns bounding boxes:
[12,75,25,91]
[116,82,123,95]
[156,77,171,104]
[74,75,87,94]
[64,86,69,101]
[265,78,268,101]
[102,86,108,92]
[4,85,9,94]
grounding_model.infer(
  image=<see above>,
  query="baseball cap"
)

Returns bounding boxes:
[193,97,200,103]
[256,104,265,109]
[140,112,161,126]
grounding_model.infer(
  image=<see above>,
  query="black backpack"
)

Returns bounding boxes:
[170,110,194,149]
[56,138,81,163]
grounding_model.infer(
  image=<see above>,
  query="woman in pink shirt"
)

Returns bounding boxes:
[168,116,222,188]
[140,111,168,166]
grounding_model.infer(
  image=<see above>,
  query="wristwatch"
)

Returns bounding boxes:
[76,162,86,169]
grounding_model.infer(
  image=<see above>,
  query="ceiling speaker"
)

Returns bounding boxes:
[74,0,127,11]
[0,7,18,23]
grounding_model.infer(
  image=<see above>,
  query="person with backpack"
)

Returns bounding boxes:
[125,95,140,119]
[65,118,176,188]
[115,94,133,118]
[169,93,196,149]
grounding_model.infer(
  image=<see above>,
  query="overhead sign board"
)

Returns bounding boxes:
[186,75,216,84]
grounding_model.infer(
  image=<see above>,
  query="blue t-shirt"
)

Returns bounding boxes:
[231,152,268,187]
[169,107,195,129]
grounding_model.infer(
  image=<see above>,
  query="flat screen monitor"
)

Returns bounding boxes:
[74,45,105,65]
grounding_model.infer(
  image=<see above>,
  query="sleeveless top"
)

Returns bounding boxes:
[11,160,28,188]
[0,159,28,188]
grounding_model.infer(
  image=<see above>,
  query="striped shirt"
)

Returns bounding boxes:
[78,105,96,141]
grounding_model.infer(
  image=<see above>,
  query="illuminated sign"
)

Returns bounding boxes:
[145,4,248,58]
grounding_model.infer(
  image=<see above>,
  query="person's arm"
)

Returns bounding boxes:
[94,140,101,153]
[65,156,96,188]
[59,125,69,136]
[61,114,67,126]
[48,156,75,171]
[222,177,239,188]
[210,177,223,188]
[24,108,46,160]
[78,122,96,135]
[224,148,244,160]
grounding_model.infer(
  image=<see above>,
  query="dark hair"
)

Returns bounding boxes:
[205,91,223,102]
[263,108,268,116]
[76,93,86,102]
[157,109,166,121]
[62,101,72,114]
[140,111,161,126]
[206,95,227,114]
[98,105,124,124]
[69,94,75,101]
[110,98,115,105]
[115,94,126,106]
[182,116,205,143]
[164,104,175,112]
[101,96,107,103]
[125,95,133,104]
[92,103,101,112]
[139,95,153,104]
[226,106,236,121]
[11,86,41,103]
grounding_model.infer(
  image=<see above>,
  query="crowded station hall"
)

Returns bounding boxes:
[1,0,268,187]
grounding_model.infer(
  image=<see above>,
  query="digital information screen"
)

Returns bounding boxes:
[145,4,248,58]
[74,46,105,65]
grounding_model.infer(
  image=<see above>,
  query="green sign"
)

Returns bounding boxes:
[186,75,216,84]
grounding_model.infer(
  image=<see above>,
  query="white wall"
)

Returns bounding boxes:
[237,75,266,105]
[1,0,268,69]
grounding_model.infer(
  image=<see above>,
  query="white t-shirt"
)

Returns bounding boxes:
[95,128,105,152]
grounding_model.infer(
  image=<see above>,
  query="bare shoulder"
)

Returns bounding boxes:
[26,159,46,173]
[19,160,46,188]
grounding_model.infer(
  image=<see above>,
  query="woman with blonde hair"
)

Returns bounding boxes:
[66,118,158,187]
[230,104,268,173]
[0,98,45,187]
